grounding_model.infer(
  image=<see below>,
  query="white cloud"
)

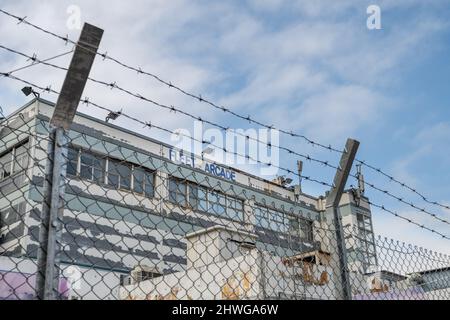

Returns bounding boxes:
[1,0,449,254]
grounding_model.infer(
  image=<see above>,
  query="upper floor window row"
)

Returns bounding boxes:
[67,146,155,198]
[168,176,244,222]
[255,204,314,242]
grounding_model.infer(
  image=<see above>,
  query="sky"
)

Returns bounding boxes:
[0,0,449,255]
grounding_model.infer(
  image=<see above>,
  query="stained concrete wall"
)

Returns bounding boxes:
[1,99,324,299]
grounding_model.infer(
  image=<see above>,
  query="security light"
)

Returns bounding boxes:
[105,110,122,123]
[21,86,39,98]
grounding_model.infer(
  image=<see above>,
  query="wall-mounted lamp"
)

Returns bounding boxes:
[21,86,39,98]
[105,110,122,123]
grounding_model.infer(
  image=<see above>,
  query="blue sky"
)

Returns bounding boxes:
[0,0,449,253]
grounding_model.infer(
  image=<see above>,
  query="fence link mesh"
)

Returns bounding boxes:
[0,103,449,300]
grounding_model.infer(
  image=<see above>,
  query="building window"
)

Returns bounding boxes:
[255,206,289,232]
[168,176,244,221]
[0,150,12,179]
[80,152,106,183]
[133,167,155,197]
[0,140,29,180]
[255,207,269,229]
[12,144,29,173]
[209,191,227,217]
[226,197,244,221]
[169,177,187,206]
[357,212,371,231]
[67,146,154,198]
[269,209,287,232]
[188,184,207,211]
[0,201,27,231]
[107,159,131,190]
[67,148,79,176]
[298,219,313,242]
[255,204,313,241]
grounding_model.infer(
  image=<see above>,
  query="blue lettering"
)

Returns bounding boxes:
[170,149,195,167]
[169,149,176,161]
[204,163,236,181]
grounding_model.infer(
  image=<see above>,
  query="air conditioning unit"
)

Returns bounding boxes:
[130,265,161,284]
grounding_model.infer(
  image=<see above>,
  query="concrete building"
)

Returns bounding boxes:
[0,98,376,300]
[119,226,336,300]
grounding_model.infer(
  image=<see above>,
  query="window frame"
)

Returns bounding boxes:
[132,166,155,198]
[79,150,106,184]
[0,139,30,181]
[0,149,13,180]
[208,190,227,217]
[66,145,155,198]
[168,176,244,222]
[168,177,188,207]
[66,147,80,177]
[298,218,314,242]
[107,158,132,191]
[255,203,314,241]
[12,143,29,174]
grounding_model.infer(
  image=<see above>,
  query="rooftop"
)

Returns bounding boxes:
[6,98,325,208]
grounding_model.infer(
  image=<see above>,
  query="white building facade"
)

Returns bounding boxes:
[0,98,376,300]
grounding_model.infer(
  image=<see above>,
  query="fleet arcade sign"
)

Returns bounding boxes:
[169,148,195,167]
[169,148,236,182]
[204,163,236,182]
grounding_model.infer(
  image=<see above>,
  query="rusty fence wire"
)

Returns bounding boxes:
[0,106,449,300]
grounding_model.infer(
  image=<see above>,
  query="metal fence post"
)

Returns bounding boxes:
[35,23,103,300]
[35,127,68,299]
[325,138,359,300]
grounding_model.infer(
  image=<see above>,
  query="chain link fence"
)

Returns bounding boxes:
[0,102,449,300]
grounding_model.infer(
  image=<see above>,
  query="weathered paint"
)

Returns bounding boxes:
[0,99,375,300]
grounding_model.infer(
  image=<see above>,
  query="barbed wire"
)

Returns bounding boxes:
[2,72,450,242]
[349,173,450,226]
[356,159,450,211]
[1,8,449,217]
[0,71,334,190]
[0,44,342,175]
[2,47,73,75]
[4,44,450,232]
[3,10,345,151]
[367,200,450,240]
[349,232,450,265]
